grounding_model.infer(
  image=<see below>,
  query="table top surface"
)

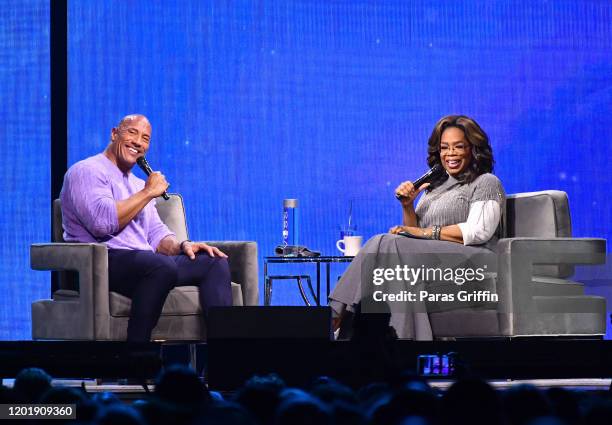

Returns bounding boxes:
[264,255,354,263]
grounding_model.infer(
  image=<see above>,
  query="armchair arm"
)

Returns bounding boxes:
[497,237,605,265]
[496,237,606,315]
[205,241,259,305]
[30,243,110,338]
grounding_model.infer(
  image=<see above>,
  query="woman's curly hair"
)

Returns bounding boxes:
[426,115,495,189]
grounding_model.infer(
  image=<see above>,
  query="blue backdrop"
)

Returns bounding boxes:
[1,0,611,339]
[0,1,50,340]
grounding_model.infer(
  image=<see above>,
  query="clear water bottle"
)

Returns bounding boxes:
[282,199,299,246]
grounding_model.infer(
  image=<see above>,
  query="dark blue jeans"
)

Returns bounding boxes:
[108,249,232,341]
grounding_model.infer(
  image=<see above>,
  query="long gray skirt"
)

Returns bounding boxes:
[329,233,495,340]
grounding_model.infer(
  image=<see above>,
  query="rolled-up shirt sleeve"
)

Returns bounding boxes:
[457,200,501,245]
[65,165,119,238]
[146,200,175,251]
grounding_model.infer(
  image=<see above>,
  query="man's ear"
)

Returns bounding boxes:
[110,127,118,142]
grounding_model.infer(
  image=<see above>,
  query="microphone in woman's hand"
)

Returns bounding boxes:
[136,156,170,201]
[396,164,445,200]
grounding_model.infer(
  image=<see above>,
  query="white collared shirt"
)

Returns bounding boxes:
[457,200,502,245]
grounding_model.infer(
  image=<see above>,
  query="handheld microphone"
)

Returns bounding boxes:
[395,164,445,200]
[136,156,170,201]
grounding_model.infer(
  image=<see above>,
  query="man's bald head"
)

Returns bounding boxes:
[117,114,151,131]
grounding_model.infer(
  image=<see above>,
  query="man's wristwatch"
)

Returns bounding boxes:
[180,239,192,253]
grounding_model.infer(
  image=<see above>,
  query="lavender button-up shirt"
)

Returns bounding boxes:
[60,153,174,251]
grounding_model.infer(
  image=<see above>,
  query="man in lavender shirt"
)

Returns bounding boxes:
[60,114,232,341]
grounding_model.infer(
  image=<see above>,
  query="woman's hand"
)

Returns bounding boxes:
[389,225,420,235]
[389,225,407,234]
[395,181,430,207]
[390,224,466,244]
[389,225,429,237]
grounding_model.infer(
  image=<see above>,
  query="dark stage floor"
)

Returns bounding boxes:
[1,339,611,392]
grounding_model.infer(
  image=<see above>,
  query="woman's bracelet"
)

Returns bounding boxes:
[431,225,441,240]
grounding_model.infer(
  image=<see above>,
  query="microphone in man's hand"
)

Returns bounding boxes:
[136,156,170,201]
[395,163,445,200]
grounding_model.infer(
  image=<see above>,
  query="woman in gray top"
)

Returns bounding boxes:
[330,115,506,340]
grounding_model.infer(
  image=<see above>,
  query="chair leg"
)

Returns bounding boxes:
[188,343,197,372]
[305,276,317,305]
[264,277,269,305]
[296,277,311,306]
[264,277,273,306]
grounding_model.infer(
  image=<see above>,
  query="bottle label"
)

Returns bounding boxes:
[282,208,289,246]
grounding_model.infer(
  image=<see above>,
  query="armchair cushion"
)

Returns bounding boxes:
[110,286,201,317]
[506,191,571,238]
[154,194,188,242]
[109,282,244,316]
[531,277,585,297]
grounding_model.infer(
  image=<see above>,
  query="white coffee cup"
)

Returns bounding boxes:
[336,235,363,256]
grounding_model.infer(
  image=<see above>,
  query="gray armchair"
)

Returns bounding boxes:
[31,194,258,341]
[429,190,608,338]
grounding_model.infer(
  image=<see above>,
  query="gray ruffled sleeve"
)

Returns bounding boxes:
[470,173,506,204]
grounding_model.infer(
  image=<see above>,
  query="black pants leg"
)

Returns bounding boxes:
[108,249,232,342]
[173,253,233,312]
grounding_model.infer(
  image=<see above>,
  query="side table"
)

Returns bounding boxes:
[263,256,354,306]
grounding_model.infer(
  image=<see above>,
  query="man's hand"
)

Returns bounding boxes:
[116,171,169,230]
[182,241,228,260]
[144,171,170,198]
[394,181,430,207]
